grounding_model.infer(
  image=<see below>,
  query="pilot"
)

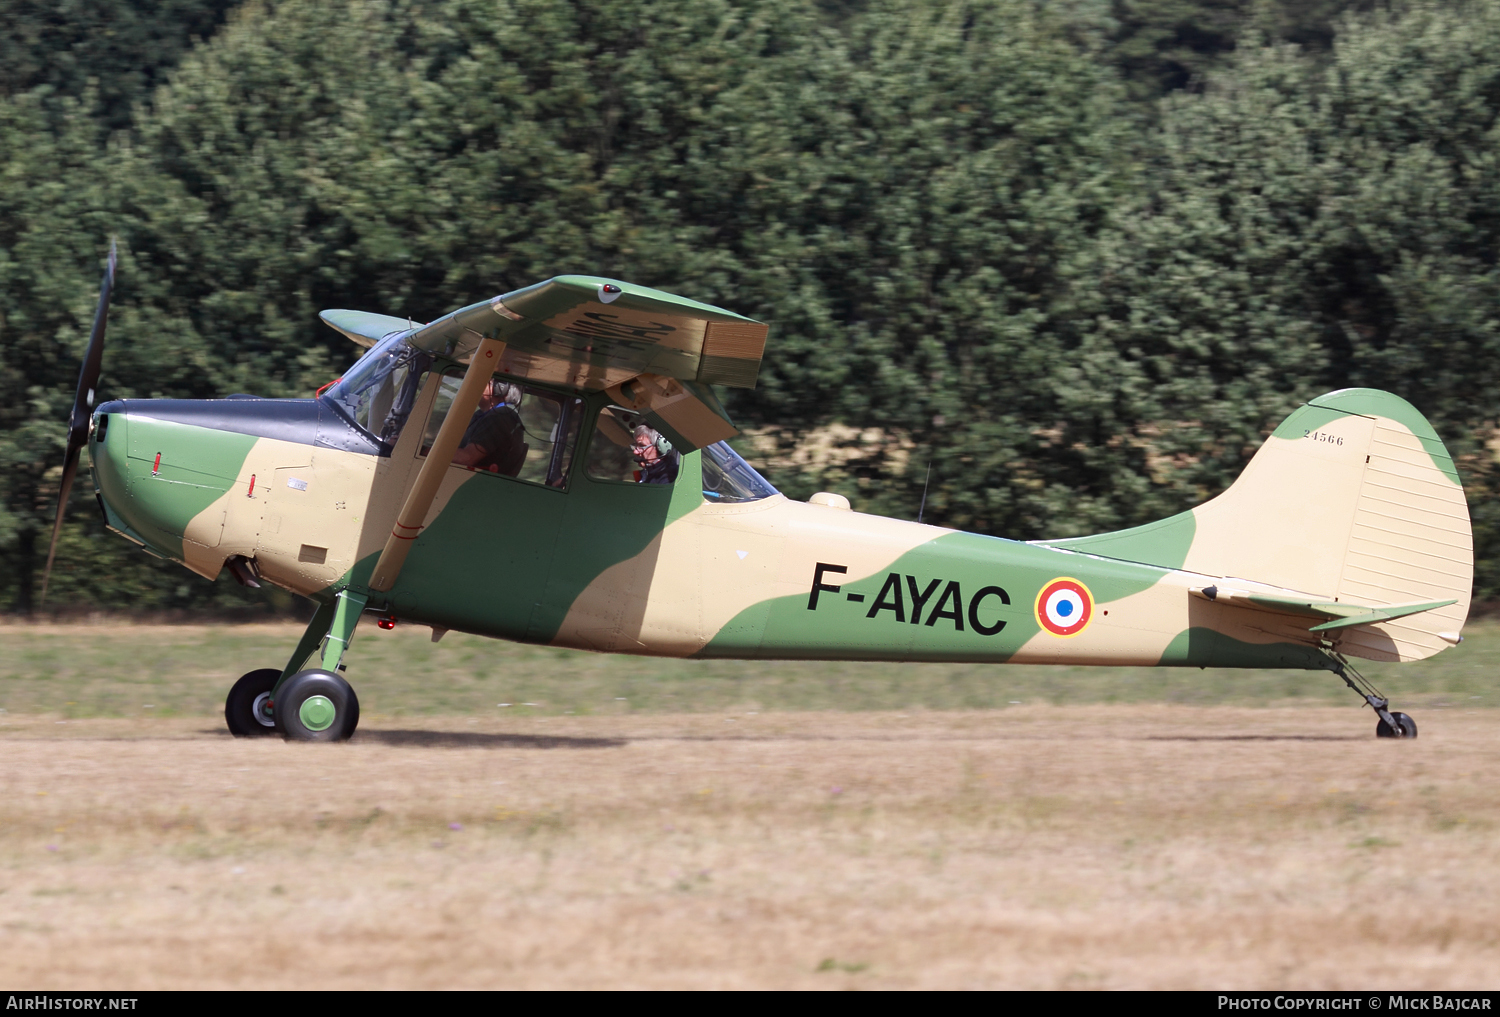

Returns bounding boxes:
[631,424,679,485]
[452,379,526,475]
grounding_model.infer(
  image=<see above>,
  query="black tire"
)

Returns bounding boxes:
[273,669,360,742]
[225,668,282,737]
[1376,711,1418,739]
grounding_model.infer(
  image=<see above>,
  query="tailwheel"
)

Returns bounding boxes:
[273,669,360,742]
[1376,711,1418,739]
[1325,650,1416,740]
[225,668,281,737]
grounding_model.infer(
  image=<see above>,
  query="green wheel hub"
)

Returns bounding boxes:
[299,694,337,732]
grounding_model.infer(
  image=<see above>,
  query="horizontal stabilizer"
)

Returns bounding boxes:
[319,309,420,348]
[1191,585,1456,634]
[1307,600,1458,633]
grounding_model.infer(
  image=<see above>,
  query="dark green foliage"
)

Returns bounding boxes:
[1096,3,1500,583]
[5,0,1500,612]
[725,0,1140,538]
[1085,0,1376,101]
[1091,0,1248,98]
[0,0,239,128]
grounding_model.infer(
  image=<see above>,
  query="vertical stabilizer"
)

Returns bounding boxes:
[1041,389,1472,662]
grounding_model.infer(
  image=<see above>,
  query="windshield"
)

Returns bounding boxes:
[701,441,778,503]
[321,334,432,449]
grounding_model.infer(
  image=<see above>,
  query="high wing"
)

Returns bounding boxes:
[320,275,768,451]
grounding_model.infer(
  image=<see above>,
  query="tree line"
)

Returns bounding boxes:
[4,0,1499,614]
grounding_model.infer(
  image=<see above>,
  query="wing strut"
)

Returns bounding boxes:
[368,336,507,592]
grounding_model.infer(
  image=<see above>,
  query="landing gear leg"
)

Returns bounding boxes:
[271,589,368,742]
[1324,650,1417,740]
[277,598,338,691]
[316,588,368,674]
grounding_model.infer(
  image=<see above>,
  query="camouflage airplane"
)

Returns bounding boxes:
[45,244,1471,741]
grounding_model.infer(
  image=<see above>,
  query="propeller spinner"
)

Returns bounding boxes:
[40,239,117,605]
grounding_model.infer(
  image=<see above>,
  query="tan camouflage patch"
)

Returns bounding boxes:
[554,497,948,655]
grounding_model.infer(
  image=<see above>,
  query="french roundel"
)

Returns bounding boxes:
[1035,578,1094,637]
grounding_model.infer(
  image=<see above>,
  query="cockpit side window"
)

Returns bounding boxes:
[419,369,583,489]
[320,335,432,450]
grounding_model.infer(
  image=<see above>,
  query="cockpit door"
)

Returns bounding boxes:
[378,371,584,638]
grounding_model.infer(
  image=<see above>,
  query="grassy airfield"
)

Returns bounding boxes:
[0,620,1497,988]
[1,615,1496,718]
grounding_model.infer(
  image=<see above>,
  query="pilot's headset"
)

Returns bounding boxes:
[494,381,522,407]
[632,425,673,460]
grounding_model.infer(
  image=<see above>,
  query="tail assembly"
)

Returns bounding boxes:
[1041,389,1472,663]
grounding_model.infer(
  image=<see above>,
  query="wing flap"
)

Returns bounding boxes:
[605,374,738,453]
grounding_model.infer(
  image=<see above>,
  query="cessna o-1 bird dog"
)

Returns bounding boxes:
[45,244,1471,741]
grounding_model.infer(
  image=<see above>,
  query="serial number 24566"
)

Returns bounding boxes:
[1303,430,1344,446]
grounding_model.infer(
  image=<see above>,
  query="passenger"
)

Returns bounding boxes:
[630,424,679,485]
[452,379,526,475]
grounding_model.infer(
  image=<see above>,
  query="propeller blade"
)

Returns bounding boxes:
[39,447,84,606]
[40,240,117,605]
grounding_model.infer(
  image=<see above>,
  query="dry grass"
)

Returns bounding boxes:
[2,705,1498,988]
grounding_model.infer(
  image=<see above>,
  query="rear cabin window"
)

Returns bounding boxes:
[587,406,672,484]
[586,404,778,503]
[421,370,582,489]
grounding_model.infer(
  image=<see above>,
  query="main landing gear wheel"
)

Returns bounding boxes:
[1376,711,1418,739]
[225,668,281,737]
[273,669,360,742]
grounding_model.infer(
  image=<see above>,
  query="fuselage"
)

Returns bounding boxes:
[88,371,1336,672]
